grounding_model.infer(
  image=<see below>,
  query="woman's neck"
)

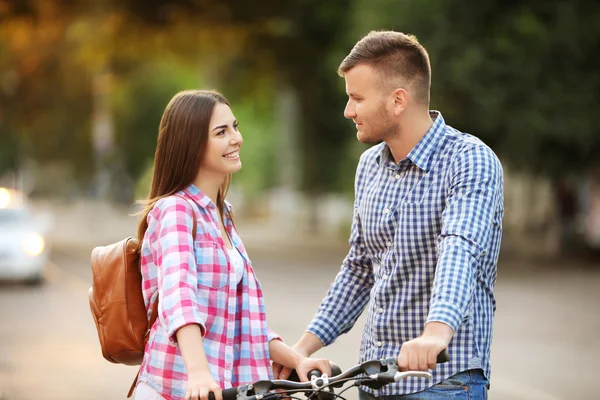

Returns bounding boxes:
[193,171,224,206]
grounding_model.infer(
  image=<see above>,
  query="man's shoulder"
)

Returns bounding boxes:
[443,125,501,166]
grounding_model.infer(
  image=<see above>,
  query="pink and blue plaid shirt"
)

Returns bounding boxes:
[137,184,280,400]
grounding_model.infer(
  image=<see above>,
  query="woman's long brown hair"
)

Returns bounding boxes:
[136,90,233,252]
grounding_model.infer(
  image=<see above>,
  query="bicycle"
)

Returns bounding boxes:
[215,350,450,400]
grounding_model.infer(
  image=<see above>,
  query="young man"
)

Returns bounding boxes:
[275,31,504,399]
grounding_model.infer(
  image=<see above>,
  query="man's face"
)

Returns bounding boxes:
[343,64,397,144]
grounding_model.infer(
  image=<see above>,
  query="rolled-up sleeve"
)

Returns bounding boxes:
[427,144,503,331]
[267,326,282,343]
[149,197,206,343]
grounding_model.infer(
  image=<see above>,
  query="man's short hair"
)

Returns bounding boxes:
[338,31,431,105]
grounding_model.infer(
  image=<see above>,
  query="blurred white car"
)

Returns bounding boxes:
[0,187,51,284]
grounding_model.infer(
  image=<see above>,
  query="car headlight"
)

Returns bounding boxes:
[23,233,45,257]
[0,188,10,208]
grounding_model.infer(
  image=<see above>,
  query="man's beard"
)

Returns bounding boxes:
[358,111,398,144]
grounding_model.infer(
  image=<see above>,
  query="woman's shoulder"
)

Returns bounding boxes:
[149,194,197,222]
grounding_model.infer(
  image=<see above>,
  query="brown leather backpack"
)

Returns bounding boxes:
[88,195,197,397]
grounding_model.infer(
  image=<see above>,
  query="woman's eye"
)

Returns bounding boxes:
[217,130,225,136]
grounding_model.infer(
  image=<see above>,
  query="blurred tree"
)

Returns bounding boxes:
[222,1,355,195]
[352,0,600,177]
[117,0,355,186]
[111,62,198,190]
[4,0,598,209]
[112,0,355,229]
[0,0,94,188]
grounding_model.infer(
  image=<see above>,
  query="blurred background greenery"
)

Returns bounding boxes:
[1,4,599,398]
[1,0,599,255]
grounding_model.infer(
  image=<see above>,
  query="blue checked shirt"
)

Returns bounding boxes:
[307,112,504,396]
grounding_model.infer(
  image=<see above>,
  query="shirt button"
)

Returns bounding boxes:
[395,174,401,180]
[383,208,390,214]
[386,241,392,247]
[378,307,384,314]
[382,273,388,279]
[377,341,383,347]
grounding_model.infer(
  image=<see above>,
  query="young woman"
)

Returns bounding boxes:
[135,90,330,400]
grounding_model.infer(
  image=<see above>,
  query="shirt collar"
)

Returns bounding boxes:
[181,183,233,212]
[376,110,445,172]
[181,184,213,209]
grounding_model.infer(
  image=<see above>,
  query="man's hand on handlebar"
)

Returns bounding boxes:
[397,322,453,372]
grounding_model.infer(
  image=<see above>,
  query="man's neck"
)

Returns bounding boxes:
[386,109,433,163]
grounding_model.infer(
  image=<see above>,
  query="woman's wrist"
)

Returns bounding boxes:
[269,339,307,370]
[186,363,211,375]
[290,350,306,370]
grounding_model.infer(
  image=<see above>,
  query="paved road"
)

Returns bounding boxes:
[0,246,598,400]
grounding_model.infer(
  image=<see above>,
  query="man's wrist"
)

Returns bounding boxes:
[422,321,454,345]
[295,332,324,357]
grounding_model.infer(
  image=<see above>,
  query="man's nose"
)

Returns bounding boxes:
[344,102,356,119]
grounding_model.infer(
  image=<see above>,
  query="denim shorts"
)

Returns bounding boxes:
[358,369,488,400]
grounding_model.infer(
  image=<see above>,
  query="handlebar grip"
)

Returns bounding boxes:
[222,387,239,400]
[307,369,322,380]
[287,362,342,382]
[209,388,237,400]
[383,349,450,368]
[436,349,450,364]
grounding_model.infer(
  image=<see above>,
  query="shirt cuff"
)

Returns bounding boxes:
[426,301,463,332]
[166,311,206,345]
[267,327,282,343]
[306,313,338,346]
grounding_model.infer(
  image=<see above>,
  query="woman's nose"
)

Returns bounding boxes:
[231,130,242,145]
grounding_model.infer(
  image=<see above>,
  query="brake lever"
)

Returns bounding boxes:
[360,358,397,389]
[393,371,432,381]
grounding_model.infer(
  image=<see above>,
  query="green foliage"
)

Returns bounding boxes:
[111,61,199,183]
[227,96,278,197]
[2,0,599,199]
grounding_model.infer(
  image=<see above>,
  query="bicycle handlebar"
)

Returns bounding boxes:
[213,350,450,400]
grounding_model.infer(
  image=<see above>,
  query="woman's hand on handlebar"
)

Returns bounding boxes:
[272,344,308,380]
[294,356,332,382]
[269,338,330,381]
[185,369,222,400]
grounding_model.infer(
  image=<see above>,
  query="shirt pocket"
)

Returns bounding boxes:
[193,240,229,289]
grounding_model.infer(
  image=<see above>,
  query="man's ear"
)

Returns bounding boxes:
[392,88,408,115]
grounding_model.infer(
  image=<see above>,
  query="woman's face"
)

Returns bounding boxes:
[201,102,243,176]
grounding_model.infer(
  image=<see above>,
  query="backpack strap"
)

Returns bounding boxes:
[128,193,198,398]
